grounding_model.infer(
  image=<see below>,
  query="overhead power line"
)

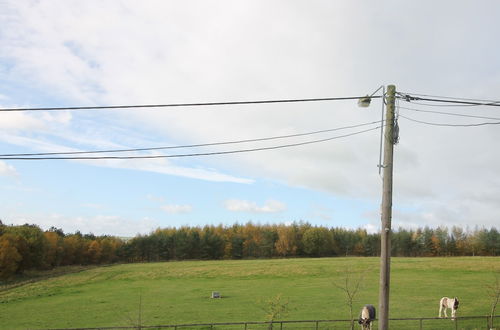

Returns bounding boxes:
[397,93,500,107]
[399,114,500,127]
[0,126,380,160]
[398,106,500,121]
[398,91,500,104]
[0,95,382,112]
[0,121,382,157]
[398,101,479,107]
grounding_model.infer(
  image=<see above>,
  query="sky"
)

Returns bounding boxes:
[0,1,499,237]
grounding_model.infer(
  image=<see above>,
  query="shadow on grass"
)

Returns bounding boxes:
[0,264,116,292]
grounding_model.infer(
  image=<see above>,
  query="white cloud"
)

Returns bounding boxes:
[1,0,500,229]
[224,199,286,213]
[362,223,378,235]
[40,111,72,125]
[148,195,193,215]
[160,204,192,214]
[0,112,46,132]
[308,204,334,221]
[121,158,253,184]
[0,118,254,184]
[0,161,18,177]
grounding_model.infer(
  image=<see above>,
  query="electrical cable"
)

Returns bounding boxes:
[398,106,500,121]
[0,95,382,112]
[397,91,500,104]
[0,121,382,157]
[397,94,500,107]
[398,101,479,107]
[399,114,500,127]
[0,126,381,160]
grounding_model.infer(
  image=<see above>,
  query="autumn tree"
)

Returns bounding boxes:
[242,222,263,258]
[86,240,102,264]
[62,234,85,265]
[0,233,23,279]
[4,224,47,269]
[302,227,332,257]
[275,225,299,257]
[223,224,244,259]
[44,231,64,267]
[451,226,469,255]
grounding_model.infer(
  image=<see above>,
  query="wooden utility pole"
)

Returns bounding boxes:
[378,84,396,330]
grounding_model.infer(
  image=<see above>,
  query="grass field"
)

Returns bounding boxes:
[0,257,499,329]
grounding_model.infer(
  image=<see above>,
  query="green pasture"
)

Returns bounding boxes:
[0,257,499,329]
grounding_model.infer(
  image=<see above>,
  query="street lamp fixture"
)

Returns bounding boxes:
[357,95,372,107]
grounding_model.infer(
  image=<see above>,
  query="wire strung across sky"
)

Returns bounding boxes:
[398,114,500,127]
[397,92,500,107]
[0,120,383,157]
[397,98,500,126]
[398,92,500,104]
[0,93,387,161]
[2,91,498,112]
[398,106,500,121]
[0,95,382,112]
[3,90,499,161]
[0,126,381,160]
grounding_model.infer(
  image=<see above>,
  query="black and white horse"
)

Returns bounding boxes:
[439,297,459,319]
[358,304,376,330]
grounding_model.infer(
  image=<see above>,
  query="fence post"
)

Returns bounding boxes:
[454,318,458,330]
[419,318,423,330]
[315,321,319,330]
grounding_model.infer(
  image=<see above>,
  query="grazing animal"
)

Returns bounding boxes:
[358,304,376,330]
[439,297,459,319]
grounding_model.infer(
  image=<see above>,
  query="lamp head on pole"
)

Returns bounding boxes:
[358,95,372,108]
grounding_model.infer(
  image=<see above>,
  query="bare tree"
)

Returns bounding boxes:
[122,293,145,329]
[333,268,369,330]
[487,271,500,330]
[259,293,290,329]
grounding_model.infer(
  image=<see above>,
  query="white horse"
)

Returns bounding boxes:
[358,304,376,330]
[439,297,459,319]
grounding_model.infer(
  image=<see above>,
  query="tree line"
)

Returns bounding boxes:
[1,220,499,279]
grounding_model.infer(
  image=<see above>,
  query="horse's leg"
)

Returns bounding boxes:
[439,304,443,318]
[443,306,448,318]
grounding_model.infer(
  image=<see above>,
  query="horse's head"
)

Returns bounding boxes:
[358,318,371,330]
[454,297,459,310]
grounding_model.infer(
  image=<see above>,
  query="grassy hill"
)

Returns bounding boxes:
[0,257,499,329]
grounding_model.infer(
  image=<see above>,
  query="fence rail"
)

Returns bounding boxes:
[36,315,500,330]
